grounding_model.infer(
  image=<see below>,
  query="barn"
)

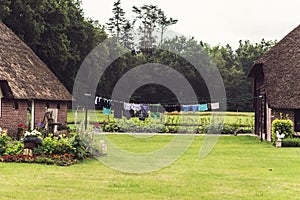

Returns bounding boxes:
[248,24,300,141]
[0,21,72,136]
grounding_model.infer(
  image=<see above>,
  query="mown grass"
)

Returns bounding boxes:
[1,135,299,199]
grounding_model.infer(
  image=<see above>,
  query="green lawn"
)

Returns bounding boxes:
[1,135,299,199]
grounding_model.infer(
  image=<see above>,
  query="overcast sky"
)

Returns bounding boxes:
[81,0,300,49]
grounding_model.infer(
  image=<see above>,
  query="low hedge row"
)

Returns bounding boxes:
[282,138,300,147]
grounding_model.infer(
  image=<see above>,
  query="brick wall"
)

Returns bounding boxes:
[0,99,28,134]
[34,100,68,127]
[0,99,68,135]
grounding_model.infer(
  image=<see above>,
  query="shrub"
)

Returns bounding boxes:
[0,135,11,155]
[282,138,300,147]
[272,119,293,143]
[34,135,75,156]
[4,141,24,155]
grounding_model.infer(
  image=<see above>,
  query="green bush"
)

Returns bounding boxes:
[272,119,293,143]
[4,141,24,155]
[282,138,300,147]
[34,135,75,156]
[0,135,11,155]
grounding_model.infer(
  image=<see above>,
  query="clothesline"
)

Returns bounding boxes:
[94,96,220,114]
[94,95,259,106]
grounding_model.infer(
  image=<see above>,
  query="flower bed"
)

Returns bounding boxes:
[0,132,102,166]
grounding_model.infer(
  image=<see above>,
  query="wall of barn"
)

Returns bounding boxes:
[34,100,68,128]
[0,99,68,136]
[0,99,28,135]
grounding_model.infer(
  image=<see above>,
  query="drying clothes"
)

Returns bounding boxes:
[150,104,164,113]
[199,104,208,111]
[103,99,111,109]
[158,105,165,113]
[191,105,198,112]
[94,96,99,105]
[129,109,135,118]
[164,105,176,112]
[95,98,104,110]
[182,105,191,112]
[150,112,160,119]
[131,104,141,111]
[175,105,181,112]
[124,103,132,111]
[142,105,150,112]
[141,106,149,119]
[103,107,111,115]
[211,102,220,110]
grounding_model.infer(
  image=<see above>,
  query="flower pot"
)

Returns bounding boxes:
[23,137,42,149]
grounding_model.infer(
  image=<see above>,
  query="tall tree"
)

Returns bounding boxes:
[157,9,178,44]
[119,19,135,49]
[106,0,126,39]
[132,5,159,50]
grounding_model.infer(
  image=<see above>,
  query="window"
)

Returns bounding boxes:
[46,102,49,109]
[14,100,19,110]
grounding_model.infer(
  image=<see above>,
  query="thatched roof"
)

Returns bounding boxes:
[249,24,300,109]
[0,21,72,101]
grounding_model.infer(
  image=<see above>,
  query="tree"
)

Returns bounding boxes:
[106,0,126,39]
[119,19,135,49]
[157,9,178,44]
[1,0,107,92]
[132,5,159,50]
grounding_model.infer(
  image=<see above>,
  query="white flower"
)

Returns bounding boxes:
[24,129,42,138]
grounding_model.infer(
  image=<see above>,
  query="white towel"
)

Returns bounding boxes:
[211,102,220,110]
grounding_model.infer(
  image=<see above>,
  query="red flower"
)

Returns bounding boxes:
[18,123,24,127]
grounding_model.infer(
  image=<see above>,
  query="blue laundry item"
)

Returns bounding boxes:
[199,104,208,111]
[191,105,198,112]
[103,107,111,115]
[182,105,191,112]
[142,105,150,112]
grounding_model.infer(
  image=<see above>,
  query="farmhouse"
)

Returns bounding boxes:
[0,21,72,135]
[248,24,300,141]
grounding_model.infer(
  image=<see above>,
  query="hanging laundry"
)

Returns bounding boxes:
[158,105,165,113]
[211,102,220,110]
[150,104,160,112]
[131,104,141,111]
[103,107,111,115]
[150,112,160,119]
[138,106,149,120]
[124,103,132,111]
[95,97,104,110]
[175,105,181,112]
[129,109,135,118]
[103,99,111,109]
[142,105,150,112]
[191,105,198,112]
[182,105,191,112]
[199,104,208,111]
[164,105,176,112]
[94,96,99,105]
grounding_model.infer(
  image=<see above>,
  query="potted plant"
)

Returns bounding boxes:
[17,123,28,140]
[23,130,42,149]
